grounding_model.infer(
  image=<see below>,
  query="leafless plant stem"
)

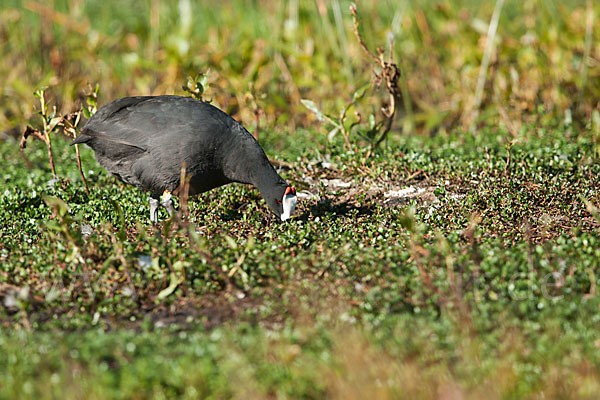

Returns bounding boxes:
[350,0,401,149]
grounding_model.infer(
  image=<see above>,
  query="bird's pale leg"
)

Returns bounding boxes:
[149,194,160,224]
[161,190,175,217]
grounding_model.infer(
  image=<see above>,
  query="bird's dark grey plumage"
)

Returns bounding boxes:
[72,95,297,221]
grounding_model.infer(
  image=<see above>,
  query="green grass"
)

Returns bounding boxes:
[2,0,600,398]
[2,125,599,398]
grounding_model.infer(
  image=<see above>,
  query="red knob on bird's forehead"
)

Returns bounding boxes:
[284,186,296,196]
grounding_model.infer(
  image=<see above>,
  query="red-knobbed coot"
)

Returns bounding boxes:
[72,95,297,222]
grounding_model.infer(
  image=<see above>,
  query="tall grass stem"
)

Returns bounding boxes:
[469,0,505,132]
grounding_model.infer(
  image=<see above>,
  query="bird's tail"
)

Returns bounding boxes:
[70,134,91,146]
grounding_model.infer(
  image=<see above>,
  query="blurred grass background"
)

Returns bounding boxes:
[1,2,600,398]
[0,0,598,143]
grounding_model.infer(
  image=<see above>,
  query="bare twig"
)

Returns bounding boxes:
[350,1,380,64]
[61,111,90,195]
[74,145,89,194]
[176,162,191,222]
[20,89,61,180]
[374,97,395,148]
[19,126,45,150]
[20,126,57,179]
[350,0,401,148]
[22,84,99,194]
[503,140,514,176]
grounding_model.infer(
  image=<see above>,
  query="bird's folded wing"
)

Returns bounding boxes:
[71,129,147,152]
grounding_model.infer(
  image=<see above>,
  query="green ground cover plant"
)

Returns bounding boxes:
[1,0,599,398]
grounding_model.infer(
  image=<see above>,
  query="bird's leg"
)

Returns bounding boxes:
[149,194,160,224]
[161,190,175,217]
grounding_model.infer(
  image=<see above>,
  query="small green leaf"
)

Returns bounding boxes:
[301,99,326,122]
[48,116,62,131]
[156,272,184,301]
[352,83,370,102]
[368,113,376,129]
[43,196,69,217]
[34,87,47,98]
[173,260,184,272]
[328,126,340,141]
[398,207,417,233]
[199,70,210,88]
[224,235,237,249]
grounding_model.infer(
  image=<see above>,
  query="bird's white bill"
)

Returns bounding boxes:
[281,194,297,221]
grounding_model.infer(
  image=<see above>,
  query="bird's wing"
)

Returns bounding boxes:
[71,128,147,152]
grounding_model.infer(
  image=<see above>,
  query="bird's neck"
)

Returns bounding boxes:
[221,125,285,192]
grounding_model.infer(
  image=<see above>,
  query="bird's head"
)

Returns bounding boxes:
[264,184,297,221]
[280,185,297,221]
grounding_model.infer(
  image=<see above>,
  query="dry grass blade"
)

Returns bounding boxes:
[469,0,505,132]
[581,0,594,92]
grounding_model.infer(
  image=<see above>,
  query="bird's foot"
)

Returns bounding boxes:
[161,190,175,217]
[149,195,160,224]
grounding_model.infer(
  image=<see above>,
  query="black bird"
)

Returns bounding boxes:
[72,95,297,222]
